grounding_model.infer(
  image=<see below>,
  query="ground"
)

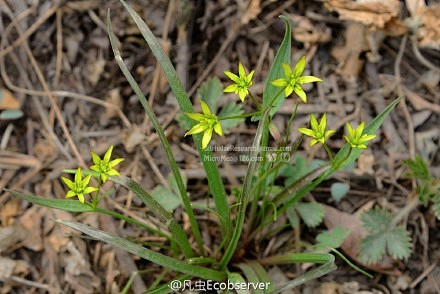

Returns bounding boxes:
[0,0,439,293]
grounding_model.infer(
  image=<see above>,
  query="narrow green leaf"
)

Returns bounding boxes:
[258,253,336,293]
[235,263,264,294]
[220,108,271,269]
[227,272,251,294]
[107,10,202,256]
[109,175,193,258]
[247,261,273,292]
[116,0,230,235]
[55,220,226,281]
[6,189,94,212]
[261,16,291,117]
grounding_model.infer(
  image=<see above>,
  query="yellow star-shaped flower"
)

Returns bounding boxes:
[185,101,223,149]
[61,168,97,203]
[271,56,322,102]
[90,145,124,182]
[223,62,255,102]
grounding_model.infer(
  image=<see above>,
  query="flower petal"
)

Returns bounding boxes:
[310,114,318,131]
[224,71,240,83]
[84,186,98,194]
[61,177,75,189]
[285,86,294,97]
[74,168,82,183]
[109,158,124,168]
[185,112,205,121]
[293,56,306,77]
[185,123,208,136]
[90,151,101,165]
[310,139,319,146]
[214,122,223,136]
[238,88,247,102]
[238,62,246,78]
[281,63,292,77]
[66,190,77,198]
[319,113,327,134]
[104,145,114,163]
[200,100,211,115]
[298,76,322,84]
[223,84,238,93]
[202,127,213,149]
[298,127,315,137]
[271,79,288,87]
[346,122,354,137]
[77,194,85,203]
[247,70,255,84]
[360,134,376,142]
[107,169,120,176]
[293,85,307,102]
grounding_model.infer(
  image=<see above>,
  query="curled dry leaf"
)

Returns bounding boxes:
[406,0,440,49]
[325,0,407,36]
[290,15,331,47]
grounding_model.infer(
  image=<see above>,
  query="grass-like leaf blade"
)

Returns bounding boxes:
[55,220,227,281]
[117,0,230,237]
[6,189,94,212]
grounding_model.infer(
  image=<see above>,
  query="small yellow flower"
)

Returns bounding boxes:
[61,168,97,203]
[185,101,223,149]
[223,62,255,102]
[344,122,376,149]
[298,113,335,146]
[271,56,322,102]
[90,145,124,182]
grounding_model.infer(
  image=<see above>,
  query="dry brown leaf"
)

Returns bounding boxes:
[325,0,401,30]
[406,0,440,49]
[121,125,146,153]
[331,22,368,81]
[291,15,331,46]
[0,89,20,110]
[20,206,44,251]
[86,58,106,86]
[0,198,20,225]
[100,88,123,126]
[0,226,28,253]
[62,241,101,293]
[0,257,29,280]
[323,204,402,276]
[241,0,262,25]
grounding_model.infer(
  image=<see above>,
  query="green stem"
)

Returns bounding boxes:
[248,91,262,110]
[267,87,286,108]
[219,110,262,120]
[92,178,102,209]
[219,108,270,269]
[323,144,334,161]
